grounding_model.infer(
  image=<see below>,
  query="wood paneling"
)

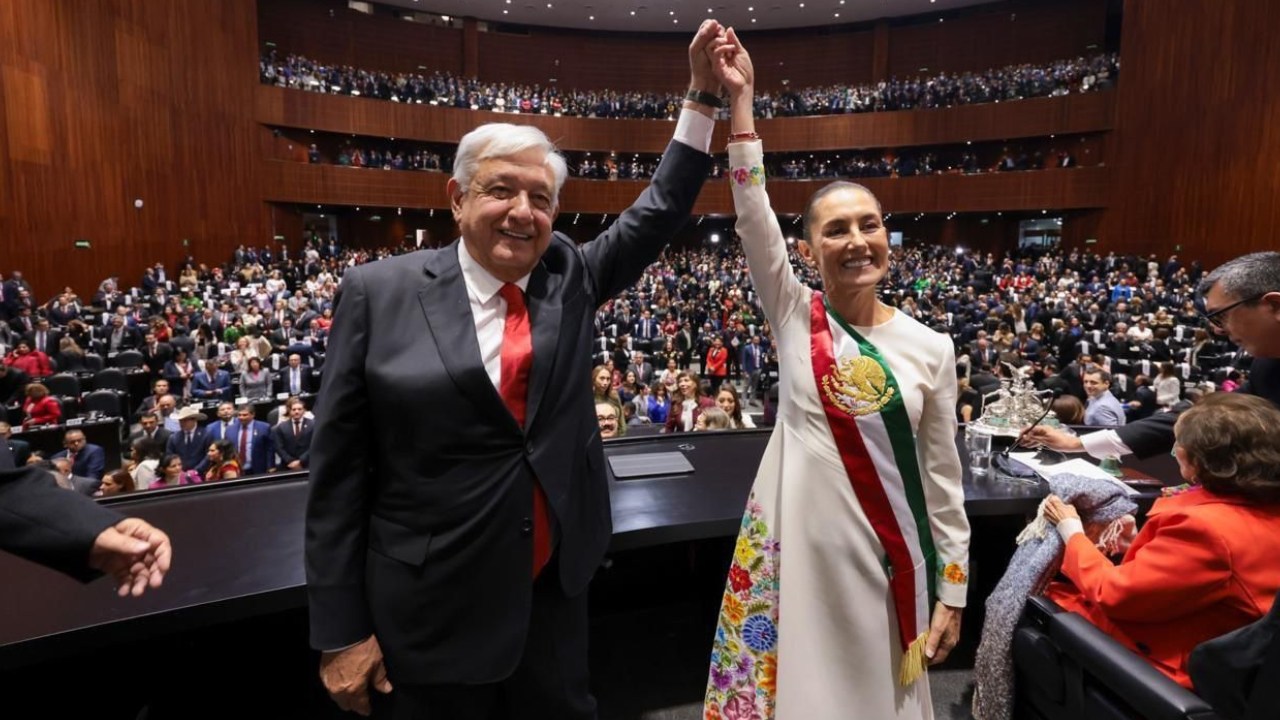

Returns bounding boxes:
[1097,0,1280,266]
[888,0,1108,77]
[258,85,1115,154]
[0,0,263,299]
[263,160,1109,217]
[256,0,464,76]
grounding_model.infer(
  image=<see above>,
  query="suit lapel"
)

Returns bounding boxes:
[418,245,517,429]
[524,262,562,429]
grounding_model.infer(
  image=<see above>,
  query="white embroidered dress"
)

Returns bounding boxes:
[704,141,971,720]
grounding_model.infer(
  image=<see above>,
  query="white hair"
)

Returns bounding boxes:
[452,123,568,206]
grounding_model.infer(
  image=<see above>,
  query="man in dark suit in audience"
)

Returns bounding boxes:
[272,397,312,471]
[23,318,61,358]
[165,406,211,472]
[232,405,274,475]
[98,315,141,354]
[128,412,170,450]
[969,338,999,368]
[52,429,106,481]
[0,364,29,404]
[275,353,314,396]
[306,25,720,718]
[205,402,239,442]
[139,331,173,379]
[0,422,29,466]
[191,359,232,402]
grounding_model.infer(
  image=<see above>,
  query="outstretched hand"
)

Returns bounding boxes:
[89,517,172,597]
[688,20,724,93]
[707,27,754,99]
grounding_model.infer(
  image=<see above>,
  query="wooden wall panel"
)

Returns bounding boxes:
[258,85,1115,154]
[1097,0,1280,266]
[0,0,264,300]
[263,161,1109,217]
[256,0,464,76]
[888,0,1108,77]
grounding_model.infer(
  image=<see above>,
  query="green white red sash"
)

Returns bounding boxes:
[809,291,938,686]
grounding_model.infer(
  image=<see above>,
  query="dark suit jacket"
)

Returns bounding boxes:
[22,330,62,357]
[165,427,211,472]
[230,419,273,475]
[0,457,121,583]
[275,365,315,396]
[271,418,313,469]
[1117,357,1280,457]
[5,438,30,466]
[53,443,106,481]
[305,139,710,684]
[191,370,232,401]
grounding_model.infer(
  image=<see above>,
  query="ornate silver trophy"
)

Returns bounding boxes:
[968,379,1058,438]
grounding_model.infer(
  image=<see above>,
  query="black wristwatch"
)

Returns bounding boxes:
[685,88,724,108]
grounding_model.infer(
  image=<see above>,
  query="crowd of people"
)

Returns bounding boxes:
[0,233,1256,499]
[308,142,451,173]
[260,50,1118,121]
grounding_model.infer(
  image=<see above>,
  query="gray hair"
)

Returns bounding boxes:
[452,123,568,207]
[802,181,883,243]
[1198,251,1280,300]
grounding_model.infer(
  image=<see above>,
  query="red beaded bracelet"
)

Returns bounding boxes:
[727,131,761,143]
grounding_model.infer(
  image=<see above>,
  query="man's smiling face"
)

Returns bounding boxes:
[449,149,559,282]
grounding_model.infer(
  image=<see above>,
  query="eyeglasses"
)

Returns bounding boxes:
[1200,292,1266,329]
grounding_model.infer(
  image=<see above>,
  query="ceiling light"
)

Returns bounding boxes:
[673,18,678,22]
[799,2,804,6]
[589,14,594,19]
[833,11,839,16]
[547,2,552,7]
[751,17,756,22]
[630,10,636,14]
[748,5,754,10]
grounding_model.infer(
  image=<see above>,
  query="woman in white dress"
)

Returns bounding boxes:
[703,31,971,720]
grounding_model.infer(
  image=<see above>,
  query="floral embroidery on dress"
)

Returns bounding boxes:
[941,562,968,585]
[706,494,780,720]
[731,164,765,187]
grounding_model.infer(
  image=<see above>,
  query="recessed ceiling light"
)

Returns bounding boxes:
[503,8,508,12]
[673,17,678,22]
[630,10,636,15]
[589,14,595,19]
[834,11,839,16]
[799,2,804,6]
[751,17,756,22]
[669,9,675,14]
[748,5,754,10]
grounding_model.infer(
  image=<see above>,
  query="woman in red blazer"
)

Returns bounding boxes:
[665,370,715,433]
[1043,392,1280,688]
[3,340,53,378]
[22,382,62,428]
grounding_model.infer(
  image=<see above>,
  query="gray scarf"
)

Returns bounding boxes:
[972,473,1138,720]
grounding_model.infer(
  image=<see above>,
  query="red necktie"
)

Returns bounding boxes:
[498,283,552,579]
[239,425,249,465]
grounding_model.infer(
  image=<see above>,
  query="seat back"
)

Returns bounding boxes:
[44,373,82,399]
[92,368,128,392]
[82,389,125,419]
[114,350,144,368]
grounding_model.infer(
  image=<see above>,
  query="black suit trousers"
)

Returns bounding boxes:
[372,557,595,720]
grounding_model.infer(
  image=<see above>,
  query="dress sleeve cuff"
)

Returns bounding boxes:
[1080,429,1134,460]
[673,109,715,154]
[1056,518,1085,542]
[936,561,969,607]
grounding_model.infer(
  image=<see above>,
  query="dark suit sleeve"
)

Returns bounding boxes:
[580,140,711,303]
[0,465,122,582]
[1114,411,1178,459]
[305,267,375,650]
[84,446,106,481]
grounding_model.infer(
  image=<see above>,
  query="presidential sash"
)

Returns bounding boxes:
[810,291,938,686]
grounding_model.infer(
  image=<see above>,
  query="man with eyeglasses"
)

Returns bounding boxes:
[595,402,620,440]
[1028,251,1280,458]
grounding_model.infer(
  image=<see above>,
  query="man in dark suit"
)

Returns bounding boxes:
[1030,251,1280,458]
[191,359,233,402]
[306,24,720,718]
[0,442,172,595]
[271,397,312,471]
[0,422,29,466]
[23,318,61,358]
[165,406,211,472]
[98,315,141,354]
[139,331,173,379]
[128,411,170,450]
[52,429,106,481]
[275,353,314,396]
[232,404,274,475]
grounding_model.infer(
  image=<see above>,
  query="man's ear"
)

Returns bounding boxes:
[446,178,465,220]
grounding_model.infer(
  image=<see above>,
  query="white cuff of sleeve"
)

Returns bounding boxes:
[727,139,763,168]
[1079,429,1134,461]
[673,109,715,154]
[1056,518,1085,542]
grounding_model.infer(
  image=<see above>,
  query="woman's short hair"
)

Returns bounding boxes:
[1175,393,1280,504]
[452,124,568,208]
[674,371,703,400]
[25,383,48,399]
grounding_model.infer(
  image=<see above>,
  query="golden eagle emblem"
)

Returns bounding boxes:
[822,355,894,416]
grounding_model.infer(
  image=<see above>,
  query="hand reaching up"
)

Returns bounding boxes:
[707,27,754,100]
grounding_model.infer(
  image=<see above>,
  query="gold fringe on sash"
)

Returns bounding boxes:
[899,631,931,687]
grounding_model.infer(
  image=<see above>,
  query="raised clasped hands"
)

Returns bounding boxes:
[688,20,724,94]
[89,516,173,597]
[705,26,754,101]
